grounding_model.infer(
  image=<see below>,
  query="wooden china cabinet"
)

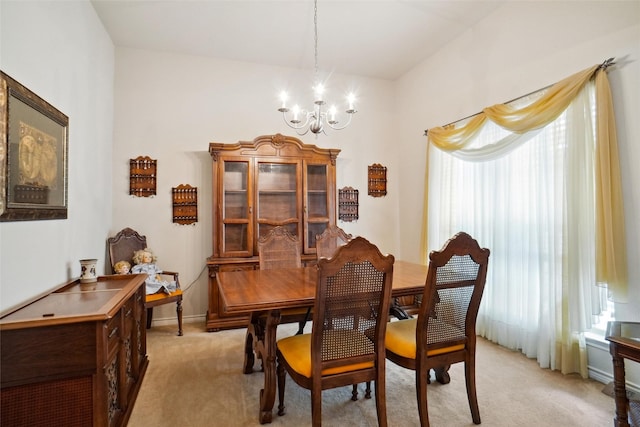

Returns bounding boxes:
[206,134,340,331]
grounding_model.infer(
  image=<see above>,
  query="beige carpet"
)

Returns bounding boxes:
[128,322,614,427]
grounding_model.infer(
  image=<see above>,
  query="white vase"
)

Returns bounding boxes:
[80,259,98,283]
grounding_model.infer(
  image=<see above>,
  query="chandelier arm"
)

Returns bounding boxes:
[295,127,311,136]
[281,110,312,131]
[325,113,355,131]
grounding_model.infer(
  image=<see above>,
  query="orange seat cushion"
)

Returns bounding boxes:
[385,318,465,359]
[146,289,182,303]
[277,332,374,378]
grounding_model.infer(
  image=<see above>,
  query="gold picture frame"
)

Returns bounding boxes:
[0,71,69,221]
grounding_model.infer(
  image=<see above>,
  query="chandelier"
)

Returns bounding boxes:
[277,0,357,135]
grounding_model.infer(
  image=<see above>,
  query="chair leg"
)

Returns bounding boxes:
[296,320,306,335]
[374,379,388,427]
[146,307,153,329]
[244,314,258,374]
[416,364,431,427]
[350,381,372,401]
[244,325,256,374]
[296,307,312,335]
[176,299,183,336]
[276,355,286,416]
[244,314,266,374]
[311,383,322,427]
[434,365,451,384]
[465,358,481,424]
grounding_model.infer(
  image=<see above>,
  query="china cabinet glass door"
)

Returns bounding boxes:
[305,162,329,253]
[222,160,252,256]
[256,161,300,241]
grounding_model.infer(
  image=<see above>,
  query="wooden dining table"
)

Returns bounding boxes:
[216,260,429,424]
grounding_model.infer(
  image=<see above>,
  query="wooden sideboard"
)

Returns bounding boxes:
[206,134,340,331]
[0,274,148,427]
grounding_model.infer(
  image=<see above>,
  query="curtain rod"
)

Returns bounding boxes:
[423,58,615,136]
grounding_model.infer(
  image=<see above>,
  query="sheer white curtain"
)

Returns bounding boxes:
[427,82,600,376]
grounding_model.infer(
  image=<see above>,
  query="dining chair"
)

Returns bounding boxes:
[244,226,311,373]
[275,236,395,427]
[385,231,490,426]
[315,224,352,261]
[316,224,373,401]
[107,227,183,336]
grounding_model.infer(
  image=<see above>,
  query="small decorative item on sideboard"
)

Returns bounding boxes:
[79,258,98,283]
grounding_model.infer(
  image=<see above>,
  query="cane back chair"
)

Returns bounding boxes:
[107,227,183,336]
[316,224,373,400]
[244,226,311,373]
[276,236,395,427]
[315,224,352,261]
[385,231,490,426]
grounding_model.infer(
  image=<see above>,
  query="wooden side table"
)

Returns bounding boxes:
[606,321,640,427]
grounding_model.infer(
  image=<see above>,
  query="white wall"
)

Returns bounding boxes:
[111,48,398,321]
[0,0,114,312]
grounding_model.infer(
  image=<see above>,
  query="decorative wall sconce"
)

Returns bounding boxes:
[338,187,359,222]
[368,164,387,197]
[172,184,197,225]
[129,156,157,197]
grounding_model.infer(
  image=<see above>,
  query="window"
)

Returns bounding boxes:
[427,81,605,374]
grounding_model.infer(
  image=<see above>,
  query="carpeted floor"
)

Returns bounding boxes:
[128,322,614,427]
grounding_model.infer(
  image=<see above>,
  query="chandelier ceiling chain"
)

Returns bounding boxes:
[314,0,318,78]
[277,0,357,135]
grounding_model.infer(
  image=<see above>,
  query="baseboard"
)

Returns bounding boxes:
[150,314,206,327]
[586,332,640,395]
[589,365,613,385]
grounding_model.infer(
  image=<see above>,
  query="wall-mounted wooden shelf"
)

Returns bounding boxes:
[339,186,359,222]
[368,164,387,197]
[172,184,197,225]
[129,156,157,197]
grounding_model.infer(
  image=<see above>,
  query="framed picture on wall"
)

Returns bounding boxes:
[0,71,69,221]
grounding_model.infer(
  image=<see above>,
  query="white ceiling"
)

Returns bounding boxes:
[91,0,504,81]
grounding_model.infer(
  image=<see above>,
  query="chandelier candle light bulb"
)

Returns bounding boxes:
[329,106,337,123]
[292,105,300,123]
[347,93,356,112]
